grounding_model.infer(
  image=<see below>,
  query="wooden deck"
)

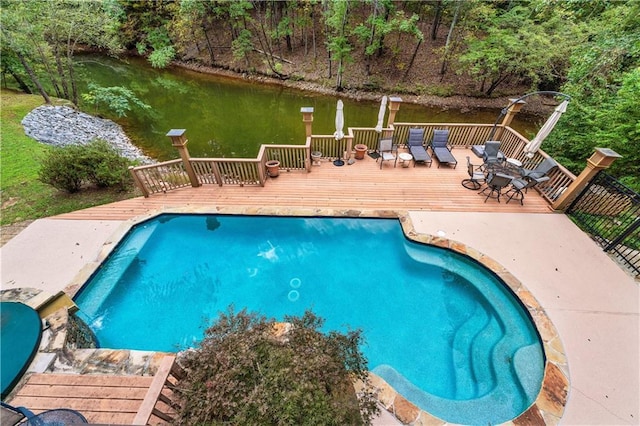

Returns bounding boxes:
[55,148,552,221]
[8,356,180,425]
[9,374,155,424]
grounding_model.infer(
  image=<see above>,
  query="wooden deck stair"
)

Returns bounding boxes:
[8,356,183,425]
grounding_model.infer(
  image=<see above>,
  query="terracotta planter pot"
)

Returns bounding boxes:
[354,144,367,160]
[266,160,280,177]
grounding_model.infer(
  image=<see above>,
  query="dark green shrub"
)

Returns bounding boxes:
[38,140,134,193]
[81,140,133,190]
[176,308,379,426]
[38,147,86,193]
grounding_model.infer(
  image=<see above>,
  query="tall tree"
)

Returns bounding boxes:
[120,0,177,68]
[1,0,123,104]
[173,0,218,65]
[352,0,392,76]
[457,4,579,95]
[544,0,640,190]
[325,0,353,91]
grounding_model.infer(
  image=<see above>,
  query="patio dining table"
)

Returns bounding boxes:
[484,159,523,178]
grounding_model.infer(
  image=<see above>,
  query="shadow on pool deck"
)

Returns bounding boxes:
[0,210,637,425]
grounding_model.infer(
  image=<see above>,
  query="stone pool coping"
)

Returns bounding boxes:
[4,207,569,425]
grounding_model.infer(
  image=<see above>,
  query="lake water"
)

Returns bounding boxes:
[77,55,537,161]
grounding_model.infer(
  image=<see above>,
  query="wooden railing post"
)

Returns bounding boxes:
[129,166,150,197]
[167,129,200,188]
[552,148,622,211]
[301,107,314,139]
[387,97,402,127]
[495,99,527,140]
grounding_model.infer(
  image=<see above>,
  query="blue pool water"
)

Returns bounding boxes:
[74,214,544,424]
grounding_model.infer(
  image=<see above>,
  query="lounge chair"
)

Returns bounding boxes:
[377,137,397,169]
[430,129,457,168]
[520,157,558,179]
[406,128,432,167]
[461,156,485,189]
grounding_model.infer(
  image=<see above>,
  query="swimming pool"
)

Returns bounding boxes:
[74,214,544,424]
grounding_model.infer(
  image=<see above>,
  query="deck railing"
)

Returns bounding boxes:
[129,123,577,207]
[392,123,496,149]
[129,160,191,197]
[133,355,186,425]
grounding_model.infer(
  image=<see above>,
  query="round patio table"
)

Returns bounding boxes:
[398,152,413,168]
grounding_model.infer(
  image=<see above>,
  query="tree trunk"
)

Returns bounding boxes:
[335,1,349,91]
[365,0,378,76]
[33,42,62,98]
[203,23,215,64]
[439,0,461,76]
[54,46,70,100]
[6,66,32,94]
[67,53,78,105]
[485,74,509,96]
[15,49,51,103]
[311,9,317,60]
[324,2,332,78]
[431,0,442,40]
[402,38,422,81]
[377,5,389,58]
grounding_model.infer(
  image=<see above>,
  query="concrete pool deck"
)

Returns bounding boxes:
[1,212,638,425]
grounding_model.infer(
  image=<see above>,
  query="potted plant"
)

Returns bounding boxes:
[266,160,280,177]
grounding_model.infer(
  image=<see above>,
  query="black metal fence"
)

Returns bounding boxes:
[566,171,640,278]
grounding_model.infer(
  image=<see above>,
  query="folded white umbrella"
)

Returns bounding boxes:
[524,99,569,157]
[375,95,388,133]
[334,100,345,140]
[333,100,345,166]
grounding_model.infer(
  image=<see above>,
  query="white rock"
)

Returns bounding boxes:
[21,105,153,164]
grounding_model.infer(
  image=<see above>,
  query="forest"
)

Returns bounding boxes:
[1,0,638,190]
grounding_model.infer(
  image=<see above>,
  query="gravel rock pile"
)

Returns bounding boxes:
[21,105,153,163]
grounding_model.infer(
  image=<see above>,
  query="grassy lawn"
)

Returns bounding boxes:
[0,89,139,226]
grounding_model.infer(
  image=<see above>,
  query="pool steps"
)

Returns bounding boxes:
[78,221,158,320]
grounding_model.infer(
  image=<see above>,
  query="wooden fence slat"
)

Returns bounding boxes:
[24,374,153,387]
[16,384,148,399]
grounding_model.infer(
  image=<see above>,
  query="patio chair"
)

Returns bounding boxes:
[1,401,87,425]
[505,175,550,205]
[461,156,485,189]
[479,172,513,203]
[520,157,558,179]
[470,141,505,159]
[406,128,432,167]
[481,141,506,166]
[377,137,397,169]
[430,129,457,168]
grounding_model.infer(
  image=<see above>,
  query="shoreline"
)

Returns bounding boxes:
[173,60,553,117]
